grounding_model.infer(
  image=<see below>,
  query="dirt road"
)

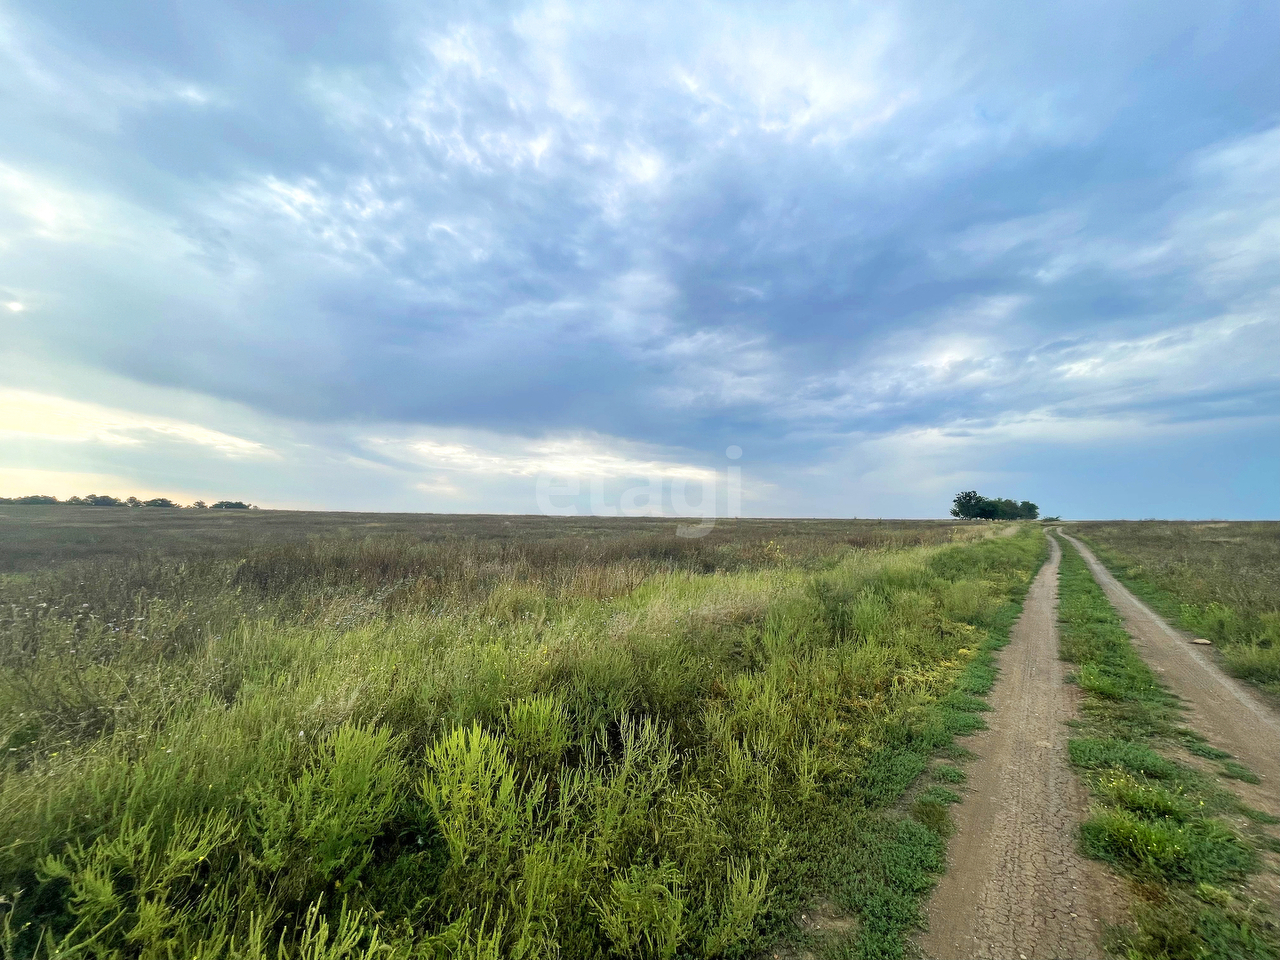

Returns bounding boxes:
[918,535,1120,960]
[1059,530,1280,817]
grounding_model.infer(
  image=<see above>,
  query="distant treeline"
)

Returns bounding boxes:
[950,490,1040,520]
[0,494,255,509]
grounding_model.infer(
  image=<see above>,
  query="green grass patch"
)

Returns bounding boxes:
[916,785,961,806]
[1090,770,1193,821]
[1220,760,1262,784]
[1068,738,1180,780]
[1081,807,1255,884]
[1183,738,1232,761]
[931,764,965,784]
[1055,535,1280,960]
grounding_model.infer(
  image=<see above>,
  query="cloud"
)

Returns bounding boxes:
[0,466,202,503]
[369,432,718,482]
[0,0,1276,517]
[0,389,271,457]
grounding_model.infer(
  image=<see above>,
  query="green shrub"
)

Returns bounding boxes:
[1080,807,1254,884]
[504,693,570,773]
[250,724,407,895]
[702,859,769,955]
[421,722,540,901]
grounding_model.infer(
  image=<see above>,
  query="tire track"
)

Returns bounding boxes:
[918,535,1121,960]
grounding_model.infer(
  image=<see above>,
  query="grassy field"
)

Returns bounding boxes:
[1055,534,1280,960]
[0,507,966,573]
[1072,521,1280,696]
[0,509,1043,959]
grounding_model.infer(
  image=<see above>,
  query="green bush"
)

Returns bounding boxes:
[594,861,688,958]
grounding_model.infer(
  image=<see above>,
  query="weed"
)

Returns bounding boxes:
[910,799,955,839]
[916,785,961,806]
[1183,738,1231,761]
[1080,807,1254,884]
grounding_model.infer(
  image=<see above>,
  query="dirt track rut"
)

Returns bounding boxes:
[918,535,1120,960]
[1059,530,1280,817]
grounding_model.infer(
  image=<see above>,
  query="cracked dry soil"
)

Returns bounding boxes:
[917,535,1122,960]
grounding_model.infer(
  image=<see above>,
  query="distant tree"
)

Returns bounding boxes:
[2,492,249,510]
[991,498,1017,519]
[950,491,989,519]
[951,491,1042,520]
[83,494,124,507]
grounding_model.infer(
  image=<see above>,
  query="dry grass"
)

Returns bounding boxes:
[0,506,970,573]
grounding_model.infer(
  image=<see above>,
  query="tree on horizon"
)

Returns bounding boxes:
[951,491,1039,520]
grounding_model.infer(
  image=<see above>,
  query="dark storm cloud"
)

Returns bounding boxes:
[1,0,1277,515]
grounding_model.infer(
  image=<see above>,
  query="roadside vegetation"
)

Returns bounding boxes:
[1,515,1042,958]
[1055,534,1280,960]
[1074,521,1280,697]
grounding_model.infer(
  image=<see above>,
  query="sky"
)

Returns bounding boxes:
[1,0,1277,519]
